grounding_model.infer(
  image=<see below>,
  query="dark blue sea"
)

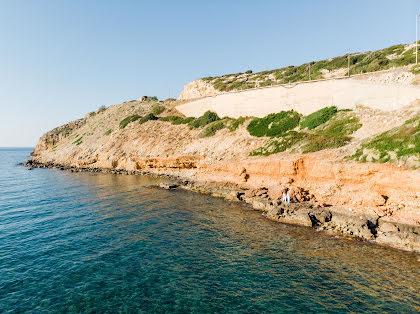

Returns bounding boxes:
[0,148,419,313]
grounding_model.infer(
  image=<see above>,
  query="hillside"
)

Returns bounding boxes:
[179,42,420,99]
[28,93,420,252]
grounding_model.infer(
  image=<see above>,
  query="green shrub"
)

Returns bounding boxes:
[151,104,165,115]
[301,113,362,152]
[159,116,183,124]
[181,117,195,124]
[247,111,301,137]
[119,115,141,129]
[159,116,195,125]
[104,129,112,136]
[228,117,247,131]
[300,106,338,130]
[411,64,420,75]
[199,120,225,137]
[188,111,220,129]
[349,116,420,165]
[249,112,362,156]
[139,113,158,124]
[250,131,306,156]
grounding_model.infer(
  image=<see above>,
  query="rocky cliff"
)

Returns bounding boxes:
[178,79,217,100]
[29,97,420,252]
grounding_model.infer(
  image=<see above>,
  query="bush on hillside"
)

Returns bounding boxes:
[188,111,220,129]
[198,120,225,138]
[249,112,362,156]
[139,113,158,124]
[159,116,195,125]
[250,131,306,156]
[349,116,420,165]
[228,117,247,131]
[151,104,165,115]
[301,113,362,152]
[247,111,301,137]
[120,115,141,129]
[300,106,338,130]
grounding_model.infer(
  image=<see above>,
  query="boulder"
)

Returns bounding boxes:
[361,192,387,207]
[268,185,287,200]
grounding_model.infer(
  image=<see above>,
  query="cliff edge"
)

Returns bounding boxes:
[29,96,420,252]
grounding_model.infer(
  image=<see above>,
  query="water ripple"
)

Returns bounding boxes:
[0,148,419,313]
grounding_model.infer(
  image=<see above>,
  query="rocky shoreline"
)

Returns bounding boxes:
[24,159,420,253]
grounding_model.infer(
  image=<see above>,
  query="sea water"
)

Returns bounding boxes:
[0,148,419,313]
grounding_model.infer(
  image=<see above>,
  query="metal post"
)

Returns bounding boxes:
[308,63,311,80]
[348,48,350,77]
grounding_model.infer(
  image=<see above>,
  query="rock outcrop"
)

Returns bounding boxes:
[28,98,420,253]
[178,79,218,100]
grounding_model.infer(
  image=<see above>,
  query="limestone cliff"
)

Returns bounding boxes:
[29,98,420,252]
[178,79,218,100]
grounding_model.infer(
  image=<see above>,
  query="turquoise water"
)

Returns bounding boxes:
[0,148,419,313]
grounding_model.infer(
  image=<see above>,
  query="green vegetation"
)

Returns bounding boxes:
[72,135,83,146]
[411,64,420,75]
[247,111,301,137]
[139,113,158,124]
[151,104,165,115]
[104,129,112,136]
[300,113,362,152]
[188,111,220,129]
[349,116,420,165]
[300,106,338,130]
[250,131,305,156]
[120,115,140,129]
[203,43,419,92]
[228,116,247,131]
[199,120,225,138]
[159,116,195,125]
[250,112,362,156]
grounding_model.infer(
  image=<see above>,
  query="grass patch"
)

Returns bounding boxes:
[228,117,247,131]
[410,64,420,75]
[120,115,141,129]
[188,111,220,129]
[300,106,338,130]
[249,111,362,156]
[159,116,195,125]
[247,111,301,137]
[349,116,420,165]
[198,120,225,137]
[250,131,306,156]
[204,43,419,92]
[72,135,83,146]
[300,113,362,152]
[104,129,112,136]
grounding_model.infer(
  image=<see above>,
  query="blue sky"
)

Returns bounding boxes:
[0,0,418,147]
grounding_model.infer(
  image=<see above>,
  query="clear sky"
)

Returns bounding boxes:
[0,0,418,147]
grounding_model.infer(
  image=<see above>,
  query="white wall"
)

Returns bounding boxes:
[176,78,420,118]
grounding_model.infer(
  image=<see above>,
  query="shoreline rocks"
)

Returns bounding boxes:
[22,159,420,253]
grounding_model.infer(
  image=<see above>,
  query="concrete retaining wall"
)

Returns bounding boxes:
[176,77,420,118]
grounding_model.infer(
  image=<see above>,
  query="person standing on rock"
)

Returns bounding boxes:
[282,189,291,204]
